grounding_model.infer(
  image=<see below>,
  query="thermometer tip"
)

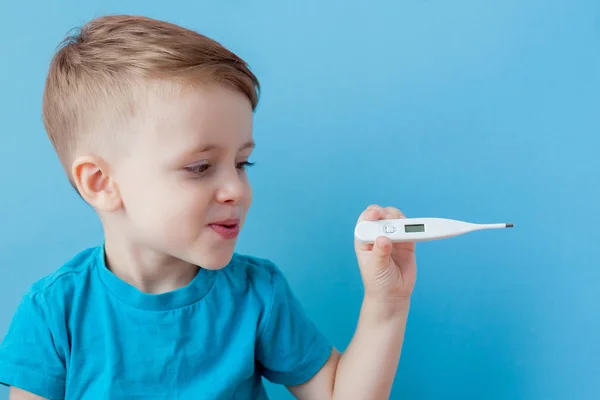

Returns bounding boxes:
[505,223,514,228]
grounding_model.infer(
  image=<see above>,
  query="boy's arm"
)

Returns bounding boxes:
[288,298,410,400]
[289,205,416,400]
[9,387,48,400]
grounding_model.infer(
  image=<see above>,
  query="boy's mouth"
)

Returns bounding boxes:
[208,219,240,239]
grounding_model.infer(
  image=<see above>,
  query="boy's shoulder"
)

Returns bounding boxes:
[27,245,98,298]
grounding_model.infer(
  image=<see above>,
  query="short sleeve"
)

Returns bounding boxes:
[0,291,66,399]
[256,263,333,387]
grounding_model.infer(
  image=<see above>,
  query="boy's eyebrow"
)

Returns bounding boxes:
[190,141,255,154]
[240,141,255,151]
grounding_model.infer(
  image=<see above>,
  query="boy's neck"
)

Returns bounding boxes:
[103,235,200,295]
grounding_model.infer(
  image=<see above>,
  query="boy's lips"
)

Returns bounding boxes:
[210,218,240,226]
[208,218,240,239]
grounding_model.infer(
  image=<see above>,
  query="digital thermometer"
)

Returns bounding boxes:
[354,217,514,243]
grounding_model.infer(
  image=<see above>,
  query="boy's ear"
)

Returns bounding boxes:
[71,155,123,212]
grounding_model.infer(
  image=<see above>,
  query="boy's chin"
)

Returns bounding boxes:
[194,249,235,270]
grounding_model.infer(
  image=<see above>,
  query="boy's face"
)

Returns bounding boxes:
[112,82,254,270]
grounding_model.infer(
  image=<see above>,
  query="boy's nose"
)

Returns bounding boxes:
[215,175,246,204]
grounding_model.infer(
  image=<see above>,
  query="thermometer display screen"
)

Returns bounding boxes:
[405,224,425,233]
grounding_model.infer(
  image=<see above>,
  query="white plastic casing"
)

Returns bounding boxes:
[354,218,505,243]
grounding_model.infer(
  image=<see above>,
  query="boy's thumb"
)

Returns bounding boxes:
[372,236,392,267]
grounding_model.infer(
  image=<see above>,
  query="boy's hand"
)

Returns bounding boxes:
[354,205,417,315]
[292,204,416,399]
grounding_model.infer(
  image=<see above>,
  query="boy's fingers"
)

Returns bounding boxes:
[355,205,407,252]
[357,204,383,223]
[355,205,384,252]
[383,206,406,220]
[372,236,393,268]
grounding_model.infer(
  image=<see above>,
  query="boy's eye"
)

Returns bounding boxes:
[237,161,255,171]
[183,161,255,176]
[184,163,210,175]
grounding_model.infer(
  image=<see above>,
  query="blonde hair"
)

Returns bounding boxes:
[42,14,260,183]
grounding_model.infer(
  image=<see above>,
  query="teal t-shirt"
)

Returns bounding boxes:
[0,245,332,399]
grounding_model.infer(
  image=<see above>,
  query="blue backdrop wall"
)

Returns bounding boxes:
[1,1,598,399]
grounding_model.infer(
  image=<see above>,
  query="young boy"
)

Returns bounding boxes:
[0,15,417,400]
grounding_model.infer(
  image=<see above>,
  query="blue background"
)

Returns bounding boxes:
[1,1,599,399]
